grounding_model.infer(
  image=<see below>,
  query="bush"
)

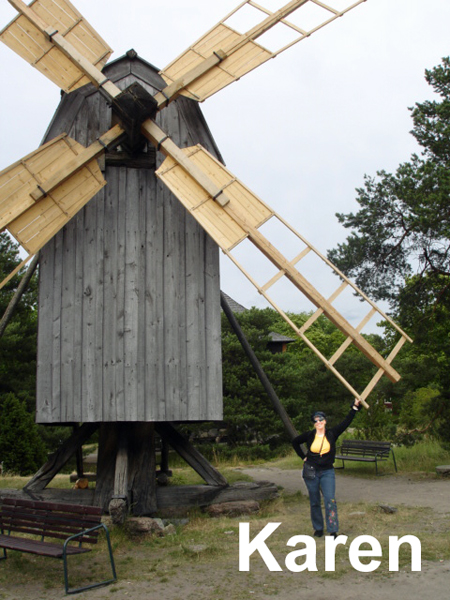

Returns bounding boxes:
[0,393,47,475]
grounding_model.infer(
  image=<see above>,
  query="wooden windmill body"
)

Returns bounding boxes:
[37,51,223,426]
[0,1,413,514]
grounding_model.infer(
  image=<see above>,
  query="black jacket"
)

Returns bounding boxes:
[292,408,359,470]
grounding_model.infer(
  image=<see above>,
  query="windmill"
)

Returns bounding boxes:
[0,0,412,514]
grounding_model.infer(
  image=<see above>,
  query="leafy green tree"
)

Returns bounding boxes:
[0,233,38,409]
[326,58,450,439]
[353,393,396,441]
[0,393,47,475]
[220,307,376,445]
[328,57,450,312]
[399,387,441,431]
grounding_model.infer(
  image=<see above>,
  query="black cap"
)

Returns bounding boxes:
[311,411,326,422]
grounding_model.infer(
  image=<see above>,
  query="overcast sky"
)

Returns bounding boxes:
[1,0,450,333]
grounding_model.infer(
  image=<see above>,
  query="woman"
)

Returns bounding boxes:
[292,400,361,538]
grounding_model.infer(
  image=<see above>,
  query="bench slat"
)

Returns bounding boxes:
[0,498,102,544]
[0,534,91,558]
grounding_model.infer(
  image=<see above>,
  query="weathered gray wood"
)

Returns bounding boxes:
[205,235,222,418]
[94,424,119,510]
[24,423,99,492]
[95,423,157,515]
[51,232,63,422]
[36,52,223,424]
[1,481,278,512]
[36,245,53,422]
[113,434,128,498]
[156,481,278,510]
[127,423,157,515]
[155,423,227,487]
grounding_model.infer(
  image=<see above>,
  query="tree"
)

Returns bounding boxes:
[0,233,38,409]
[0,393,47,475]
[328,57,450,313]
[327,58,450,439]
[220,307,373,446]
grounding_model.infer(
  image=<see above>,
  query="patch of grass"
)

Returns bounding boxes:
[252,439,450,477]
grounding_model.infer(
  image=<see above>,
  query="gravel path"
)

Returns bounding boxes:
[239,467,450,513]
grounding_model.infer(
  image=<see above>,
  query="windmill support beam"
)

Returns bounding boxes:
[94,423,157,516]
[155,423,228,487]
[220,291,298,441]
[0,253,39,339]
[23,422,99,493]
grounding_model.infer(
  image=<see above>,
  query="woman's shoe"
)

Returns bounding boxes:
[313,530,324,537]
[329,532,338,539]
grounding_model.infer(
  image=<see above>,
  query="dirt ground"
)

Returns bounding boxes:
[1,468,449,600]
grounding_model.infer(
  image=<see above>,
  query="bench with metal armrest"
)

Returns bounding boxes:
[0,497,116,594]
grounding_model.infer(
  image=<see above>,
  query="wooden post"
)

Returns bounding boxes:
[109,427,129,524]
[96,423,157,516]
[155,423,227,487]
[160,437,171,475]
[220,291,298,441]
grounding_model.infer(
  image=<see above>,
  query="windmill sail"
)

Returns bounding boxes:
[1,0,112,93]
[152,139,411,406]
[157,0,367,104]
[0,133,106,257]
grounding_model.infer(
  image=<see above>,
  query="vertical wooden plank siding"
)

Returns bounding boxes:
[36,54,222,423]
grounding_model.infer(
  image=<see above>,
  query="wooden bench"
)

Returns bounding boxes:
[335,440,397,475]
[0,498,116,594]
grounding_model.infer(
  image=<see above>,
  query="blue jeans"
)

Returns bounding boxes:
[304,468,338,533]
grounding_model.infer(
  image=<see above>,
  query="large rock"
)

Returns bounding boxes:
[206,500,260,517]
[125,517,165,536]
[436,465,450,476]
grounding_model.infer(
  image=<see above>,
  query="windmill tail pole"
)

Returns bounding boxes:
[0,253,39,339]
[220,291,298,442]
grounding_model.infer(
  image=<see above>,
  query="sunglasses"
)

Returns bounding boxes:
[314,417,325,422]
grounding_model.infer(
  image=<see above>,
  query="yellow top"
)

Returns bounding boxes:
[310,434,331,456]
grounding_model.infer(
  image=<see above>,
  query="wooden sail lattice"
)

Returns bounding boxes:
[156,143,412,406]
[0,0,112,93]
[0,133,106,253]
[159,0,367,103]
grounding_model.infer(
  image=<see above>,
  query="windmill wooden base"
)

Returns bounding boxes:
[0,422,278,518]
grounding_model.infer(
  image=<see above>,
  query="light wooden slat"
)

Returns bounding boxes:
[261,246,311,292]
[298,281,349,335]
[328,306,376,366]
[32,0,80,30]
[0,130,113,243]
[160,23,271,102]
[223,247,369,407]
[360,336,408,402]
[0,253,35,291]
[275,212,413,344]
[156,145,273,251]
